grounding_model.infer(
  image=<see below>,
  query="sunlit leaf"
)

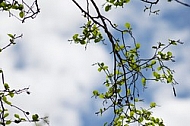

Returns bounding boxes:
[150,102,156,108]
[125,22,131,29]
[32,114,39,121]
[14,114,20,119]
[4,113,9,118]
[105,5,111,12]
[7,34,14,39]
[4,83,10,90]
[6,120,11,125]
[136,43,141,49]
[19,11,24,18]
[141,78,146,86]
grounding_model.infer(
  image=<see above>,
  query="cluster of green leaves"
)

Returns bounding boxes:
[92,39,180,125]
[0,0,40,22]
[0,70,48,125]
[0,34,23,53]
[104,0,130,12]
[0,0,24,18]
[108,102,165,126]
[72,21,103,45]
[72,0,183,126]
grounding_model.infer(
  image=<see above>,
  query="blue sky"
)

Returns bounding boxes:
[0,0,190,126]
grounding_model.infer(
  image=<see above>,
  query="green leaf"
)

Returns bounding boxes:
[72,34,79,41]
[141,78,146,86]
[3,96,12,105]
[7,34,14,39]
[99,94,104,99]
[93,90,99,96]
[98,67,102,72]
[6,120,11,125]
[103,66,108,70]
[138,116,144,123]
[150,102,156,108]
[157,66,161,71]
[14,114,20,119]
[153,71,160,79]
[135,43,141,49]
[125,22,131,29]
[19,11,24,18]
[169,40,177,45]
[167,51,172,56]
[4,113,9,118]
[105,5,111,12]
[9,91,14,98]
[130,111,134,117]
[4,83,10,90]
[2,96,7,102]
[151,60,156,65]
[127,89,130,96]
[80,40,86,45]
[32,114,39,121]
[167,76,172,83]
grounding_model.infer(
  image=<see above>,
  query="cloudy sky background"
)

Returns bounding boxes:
[0,0,190,126]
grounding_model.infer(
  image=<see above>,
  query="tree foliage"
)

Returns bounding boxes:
[0,0,48,126]
[71,0,189,126]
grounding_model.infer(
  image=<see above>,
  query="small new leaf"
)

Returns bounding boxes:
[4,83,10,90]
[9,91,14,98]
[105,5,111,12]
[7,34,15,39]
[151,60,156,65]
[6,120,11,125]
[150,102,156,108]
[141,78,146,86]
[4,113,9,118]
[136,43,141,49]
[125,22,131,29]
[14,114,20,119]
[19,11,24,18]
[93,90,99,96]
[32,114,39,121]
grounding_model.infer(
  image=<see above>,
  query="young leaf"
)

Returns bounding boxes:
[32,114,39,121]
[14,114,20,119]
[136,43,141,49]
[151,60,156,65]
[141,78,146,86]
[105,5,111,12]
[125,22,131,29]
[7,34,14,39]
[150,102,156,108]
[4,83,10,90]
[6,120,11,125]
[4,113,9,118]
[19,11,25,18]
[93,90,99,96]
[9,91,14,98]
